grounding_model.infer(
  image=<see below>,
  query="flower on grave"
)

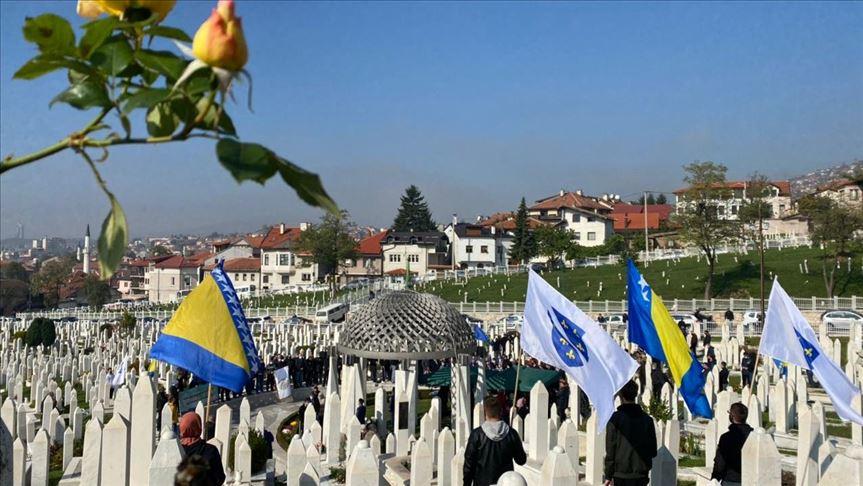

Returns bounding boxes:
[192,0,248,72]
[77,0,176,22]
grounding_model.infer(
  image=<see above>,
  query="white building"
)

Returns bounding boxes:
[674,180,793,221]
[814,179,862,208]
[381,231,450,278]
[145,255,202,304]
[258,223,320,292]
[443,220,512,269]
[527,190,616,247]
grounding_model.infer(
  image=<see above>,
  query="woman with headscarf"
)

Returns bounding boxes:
[178,412,226,485]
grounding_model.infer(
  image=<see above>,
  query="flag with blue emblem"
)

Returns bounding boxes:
[522,269,638,430]
[149,262,262,393]
[474,324,490,343]
[627,260,713,418]
[759,278,863,425]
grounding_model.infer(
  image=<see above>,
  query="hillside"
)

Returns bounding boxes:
[415,247,862,302]
[790,160,862,198]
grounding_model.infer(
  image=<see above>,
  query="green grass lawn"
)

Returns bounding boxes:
[415,247,862,302]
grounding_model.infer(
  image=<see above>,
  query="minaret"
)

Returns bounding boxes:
[83,224,91,274]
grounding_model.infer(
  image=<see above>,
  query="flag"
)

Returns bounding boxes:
[149,262,262,393]
[274,365,293,400]
[522,269,638,430]
[474,324,490,343]
[626,260,713,418]
[112,356,128,388]
[759,278,863,425]
[772,358,788,379]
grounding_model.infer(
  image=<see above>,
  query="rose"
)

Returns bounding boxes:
[77,0,176,22]
[192,0,248,71]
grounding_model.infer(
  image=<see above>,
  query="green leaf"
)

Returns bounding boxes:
[145,102,179,137]
[50,79,111,110]
[13,54,94,80]
[137,49,187,80]
[147,25,191,42]
[121,88,171,115]
[216,139,337,213]
[22,14,75,55]
[97,194,129,280]
[91,36,134,76]
[196,98,237,136]
[79,17,120,59]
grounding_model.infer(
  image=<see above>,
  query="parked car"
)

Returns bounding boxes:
[821,309,863,334]
[670,313,697,327]
[315,303,349,323]
[603,313,628,332]
[742,310,762,328]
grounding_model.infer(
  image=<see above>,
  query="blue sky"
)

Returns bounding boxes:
[2,1,862,239]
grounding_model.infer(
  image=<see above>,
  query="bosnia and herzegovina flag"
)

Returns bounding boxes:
[626,260,713,418]
[149,262,262,393]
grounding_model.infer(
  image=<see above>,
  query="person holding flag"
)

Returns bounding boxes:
[759,278,863,425]
[626,260,713,418]
[522,269,638,430]
[150,261,263,400]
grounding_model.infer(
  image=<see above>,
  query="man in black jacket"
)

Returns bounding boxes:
[711,402,753,485]
[463,396,527,486]
[718,362,729,391]
[604,380,656,486]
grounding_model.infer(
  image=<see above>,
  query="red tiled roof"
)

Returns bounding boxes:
[478,212,549,230]
[613,212,662,231]
[358,230,388,255]
[673,180,791,196]
[186,252,213,265]
[530,192,613,212]
[259,225,302,250]
[817,178,860,192]
[612,203,674,220]
[129,259,150,267]
[385,268,417,276]
[221,257,261,272]
[154,255,200,269]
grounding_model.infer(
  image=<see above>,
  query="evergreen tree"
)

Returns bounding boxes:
[655,193,668,205]
[392,185,436,232]
[508,198,537,264]
[646,193,656,205]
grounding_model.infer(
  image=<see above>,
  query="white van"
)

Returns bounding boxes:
[315,303,348,323]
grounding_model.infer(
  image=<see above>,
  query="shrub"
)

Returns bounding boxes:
[119,311,136,336]
[643,396,673,422]
[11,330,27,342]
[25,318,56,347]
[227,429,270,474]
[329,465,346,484]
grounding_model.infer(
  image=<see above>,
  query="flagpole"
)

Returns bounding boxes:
[512,325,524,405]
[203,384,212,440]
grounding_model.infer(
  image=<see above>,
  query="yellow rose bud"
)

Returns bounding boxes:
[77,0,104,19]
[193,0,249,72]
[94,0,176,22]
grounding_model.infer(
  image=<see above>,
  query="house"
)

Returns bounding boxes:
[527,190,617,247]
[611,203,674,232]
[381,231,450,277]
[258,223,320,292]
[113,258,149,300]
[207,235,262,264]
[207,257,262,295]
[443,220,512,269]
[673,180,793,221]
[145,255,202,304]
[342,230,387,283]
[813,179,862,208]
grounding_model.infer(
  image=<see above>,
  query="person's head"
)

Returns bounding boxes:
[174,454,210,486]
[559,378,568,389]
[178,412,202,446]
[720,361,727,369]
[483,396,502,420]
[358,398,364,406]
[618,380,639,403]
[729,402,748,424]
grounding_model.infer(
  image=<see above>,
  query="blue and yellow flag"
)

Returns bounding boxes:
[626,260,713,418]
[149,263,262,393]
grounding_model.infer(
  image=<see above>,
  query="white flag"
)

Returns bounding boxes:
[112,356,128,388]
[274,365,293,400]
[759,278,863,425]
[522,270,638,430]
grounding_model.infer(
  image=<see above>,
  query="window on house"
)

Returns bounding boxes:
[587,232,596,241]
[408,254,419,263]
[851,189,860,200]
[184,275,191,287]
[263,275,269,284]
[731,205,739,215]
[264,254,269,266]
[779,204,786,213]
[281,275,289,284]
[235,273,240,280]
[389,254,401,263]
[574,232,581,240]
[243,274,248,281]
[587,217,594,222]
[465,245,473,254]
[279,253,291,266]
[572,214,580,223]
[302,273,311,282]
[171,277,175,285]
[480,245,488,254]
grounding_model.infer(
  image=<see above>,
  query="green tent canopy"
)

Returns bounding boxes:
[420,366,562,393]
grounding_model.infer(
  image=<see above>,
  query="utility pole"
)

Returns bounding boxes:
[758,197,765,329]
[643,191,649,264]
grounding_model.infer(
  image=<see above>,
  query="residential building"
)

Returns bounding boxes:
[813,179,862,208]
[145,255,202,303]
[611,203,674,232]
[673,180,793,221]
[342,230,387,282]
[527,190,616,247]
[444,220,512,269]
[381,231,450,277]
[210,257,262,295]
[258,223,320,292]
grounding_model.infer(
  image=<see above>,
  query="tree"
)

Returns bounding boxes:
[30,257,75,307]
[0,279,30,316]
[119,311,137,336]
[533,226,574,269]
[297,210,359,291]
[84,274,112,308]
[508,198,536,264]
[0,261,29,282]
[392,185,436,232]
[797,195,862,297]
[672,161,741,298]
[25,318,56,348]
[655,193,668,205]
[738,174,774,240]
[151,245,171,257]
[646,193,656,205]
